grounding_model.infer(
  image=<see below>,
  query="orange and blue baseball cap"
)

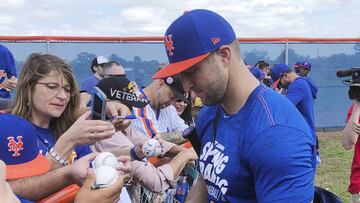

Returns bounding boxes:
[0,114,51,180]
[152,9,236,79]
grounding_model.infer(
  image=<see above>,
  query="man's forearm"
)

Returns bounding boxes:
[9,166,72,201]
[158,131,188,145]
[168,150,192,178]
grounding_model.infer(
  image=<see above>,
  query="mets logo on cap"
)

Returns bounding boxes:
[7,136,24,157]
[165,34,174,56]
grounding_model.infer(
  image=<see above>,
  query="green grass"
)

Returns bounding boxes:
[315,131,354,202]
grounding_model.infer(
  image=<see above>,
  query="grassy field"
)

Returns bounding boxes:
[315,131,354,202]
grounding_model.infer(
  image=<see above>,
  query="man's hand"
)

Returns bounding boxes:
[134,144,146,160]
[74,169,124,203]
[4,76,17,92]
[183,147,198,161]
[70,153,98,186]
[107,101,132,131]
[116,156,131,175]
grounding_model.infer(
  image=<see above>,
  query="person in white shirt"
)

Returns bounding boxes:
[130,74,189,144]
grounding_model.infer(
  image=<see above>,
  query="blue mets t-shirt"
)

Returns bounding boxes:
[81,75,100,94]
[286,77,317,140]
[0,44,17,99]
[196,85,316,202]
[34,125,92,163]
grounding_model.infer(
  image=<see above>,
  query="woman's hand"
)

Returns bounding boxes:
[74,169,124,203]
[62,111,115,146]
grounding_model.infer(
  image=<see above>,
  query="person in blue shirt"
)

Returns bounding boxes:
[270,63,320,164]
[0,114,125,203]
[81,56,109,94]
[153,9,316,202]
[8,54,117,201]
[12,53,116,165]
[0,44,18,99]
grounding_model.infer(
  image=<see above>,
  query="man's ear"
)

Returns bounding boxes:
[157,79,165,87]
[217,45,231,66]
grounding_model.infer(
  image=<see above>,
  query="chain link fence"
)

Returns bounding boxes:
[1,38,360,129]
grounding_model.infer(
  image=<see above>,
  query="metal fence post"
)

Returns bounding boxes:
[46,40,50,54]
[285,42,289,65]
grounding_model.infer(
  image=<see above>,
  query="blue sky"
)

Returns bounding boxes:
[0,0,359,38]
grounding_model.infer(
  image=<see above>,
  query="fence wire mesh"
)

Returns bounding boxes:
[1,39,360,129]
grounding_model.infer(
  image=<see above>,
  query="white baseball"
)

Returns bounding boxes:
[94,152,119,169]
[94,165,118,188]
[142,139,162,157]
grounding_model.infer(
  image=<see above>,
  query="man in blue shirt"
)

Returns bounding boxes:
[153,9,316,202]
[271,63,320,164]
[0,44,17,99]
[81,56,109,94]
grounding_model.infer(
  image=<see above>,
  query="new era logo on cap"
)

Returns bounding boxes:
[153,9,236,79]
[211,38,220,45]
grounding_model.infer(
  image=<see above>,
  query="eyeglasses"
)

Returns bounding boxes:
[37,82,75,97]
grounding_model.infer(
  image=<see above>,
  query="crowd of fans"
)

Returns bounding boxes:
[0,9,354,203]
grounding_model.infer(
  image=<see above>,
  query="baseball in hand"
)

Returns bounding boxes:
[142,139,162,157]
[94,165,118,188]
[93,152,122,169]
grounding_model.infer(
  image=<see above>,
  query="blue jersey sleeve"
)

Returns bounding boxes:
[81,80,93,93]
[0,45,16,78]
[286,80,305,105]
[246,126,315,202]
[81,76,100,94]
[6,51,16,77]
[74,144,92,160]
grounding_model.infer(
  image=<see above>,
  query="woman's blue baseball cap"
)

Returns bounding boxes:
[153,9,236,79]
[0,114,51,180]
